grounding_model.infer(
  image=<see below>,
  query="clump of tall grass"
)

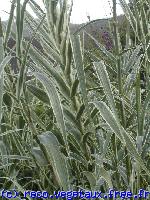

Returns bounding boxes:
[0,0,150,198]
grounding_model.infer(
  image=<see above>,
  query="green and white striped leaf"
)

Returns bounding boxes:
[71,35,89,109]
[93,101,124,143]
[124,45,142,73]
[34,72,67,146]
[32,147,48,166]
[0,25,4,123]
[124,54,143,93]
[93,61,117,118]
[97,166,113,188]
[93,101,150,176]
[27,83,50,104]
[28,44,70,99]
[0,55,12,76]
[83,171,96,190]
[38,132,70,191]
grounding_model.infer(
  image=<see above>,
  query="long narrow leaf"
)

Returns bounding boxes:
[93,101,150,176]
[35,72,67,147]
[93,61,118,117]
[38,132,70,191]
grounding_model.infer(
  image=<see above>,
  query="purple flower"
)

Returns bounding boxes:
[101,31,113,50]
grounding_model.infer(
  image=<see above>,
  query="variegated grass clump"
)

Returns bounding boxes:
[0,0,150,197]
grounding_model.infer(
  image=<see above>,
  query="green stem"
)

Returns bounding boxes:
[111,133,120,189]
[136,73,141,136]
[112,0,131,188]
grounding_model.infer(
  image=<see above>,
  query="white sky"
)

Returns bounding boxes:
[0,0,126,24]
